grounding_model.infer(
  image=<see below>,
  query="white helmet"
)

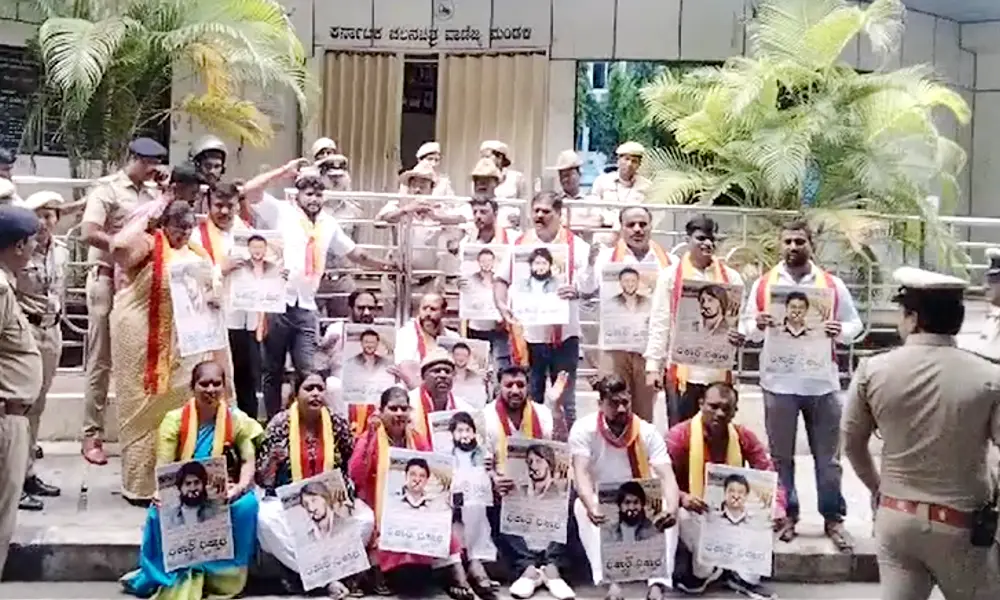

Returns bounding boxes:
[190,135,228,161]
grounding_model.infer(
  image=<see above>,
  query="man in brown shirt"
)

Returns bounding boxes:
[78,137,166,464]
[0,205,43,573]
[843,266,1000,600]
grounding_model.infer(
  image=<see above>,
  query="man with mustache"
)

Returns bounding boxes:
[241,166,397,419]
[515,247,558,294]
[570,374,680,600]
[739,219,862,549]
[589,142,653,245]
[610,481,657,542]
[395,293,461,389]
[664,382,784,598]
[166,461,218,528]
[407,349,475,441]
[645,215,744,427]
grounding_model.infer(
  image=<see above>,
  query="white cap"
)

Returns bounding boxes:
[0,179,19,203]
[19,191,64,212]
[416,142,441,159]
[892,266,967,291]
[310,137,337,159]
[616,141,645,157]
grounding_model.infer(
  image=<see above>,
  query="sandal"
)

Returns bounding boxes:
[325,580,350,600]
[469,575,499,600]
[605,582,625,600]
[646,583,668,600]
[444,583,477,600]
[345,575,364,597]
[371,569,392,596]
[776,520,797,542]
[825,521,854,552]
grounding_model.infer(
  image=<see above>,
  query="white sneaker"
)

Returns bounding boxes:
[543,575,576,600]
[509,566,541,599]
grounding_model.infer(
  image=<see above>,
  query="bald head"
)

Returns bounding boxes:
[417,292,446,335]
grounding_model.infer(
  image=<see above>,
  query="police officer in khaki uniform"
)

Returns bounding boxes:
[975,247,1000,361]
[14,191,68,510]
[79,137,166,465]
[842,266,1000,600]
[0,205,43,573]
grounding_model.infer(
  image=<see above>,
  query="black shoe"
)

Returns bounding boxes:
[18,492,43,511]
[34,445,43,460]
[24,475,60,497]
[724,573,777,599]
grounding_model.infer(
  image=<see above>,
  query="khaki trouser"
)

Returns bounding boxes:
[875,505,1000,600]
[83,270,113,438]
[27,322,62,475]
[599,350,656,422]
[0,414,30,573]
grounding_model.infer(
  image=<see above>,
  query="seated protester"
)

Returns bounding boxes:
[255,372,372,599]
[394,292,461,389]
[663,382,786,600]
[569,374,680,600]
[408,348,476,440]
[121,361,262,600]
[482,366,573,600]
[348,386,476,599]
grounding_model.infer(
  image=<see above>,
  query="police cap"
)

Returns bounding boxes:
[0,205,39,249]
[128,137,168,159]
[891,266,967,303]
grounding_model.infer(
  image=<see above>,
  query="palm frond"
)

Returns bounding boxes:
[38,16,136,98]
[178,92,272,147]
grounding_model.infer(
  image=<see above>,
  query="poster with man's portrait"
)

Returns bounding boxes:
[509,243,570,326]
[229,229,286,313]
[378,449,453,558]
[427,410,494,507]
[669,280,743,370]
[500,439,571,548]
[156,457,233,572]
[459,243,510,321]
[763,285,835,379]
[169,259,227,357]
[437,337,490,409]
[698,464,778,577]
[276,470,370,591]
[598,479,667,582]
[599,263,660,351]
[338,324,397,407]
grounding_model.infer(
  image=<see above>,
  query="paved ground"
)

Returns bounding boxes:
[0,581,947,599]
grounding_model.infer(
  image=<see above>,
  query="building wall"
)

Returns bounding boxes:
[0,0,988,223]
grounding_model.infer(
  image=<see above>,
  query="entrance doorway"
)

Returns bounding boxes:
[401,57,438,171]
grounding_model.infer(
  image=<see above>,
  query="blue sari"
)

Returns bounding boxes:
[121,412,260,599]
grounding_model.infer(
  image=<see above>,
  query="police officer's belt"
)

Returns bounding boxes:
[880,495,972,528]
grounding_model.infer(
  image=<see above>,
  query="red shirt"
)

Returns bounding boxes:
[666,418,788,514]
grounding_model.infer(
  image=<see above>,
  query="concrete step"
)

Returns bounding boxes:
[6,446,878,585]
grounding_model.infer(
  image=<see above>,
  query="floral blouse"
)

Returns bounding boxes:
[255,408,355,495]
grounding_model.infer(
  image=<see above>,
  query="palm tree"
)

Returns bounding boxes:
[640,0,970,276]
[19,0,315,176]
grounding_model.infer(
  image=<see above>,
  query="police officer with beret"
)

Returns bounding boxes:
[842,266,1000,600]
[0,205,43,573]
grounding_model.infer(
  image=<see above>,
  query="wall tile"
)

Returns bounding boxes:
[614,0,680,60]
[680,0,745,62]
[933,18,961,85]
[491,0,552,50]
[373,0,434,50]
[552,0,615,60]
[315,0,376,50]
[901,11,935,67]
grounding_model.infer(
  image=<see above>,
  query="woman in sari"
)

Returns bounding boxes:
[111,200,225,503]
[121,360,262,599]
[256,372,374,599]
[348,386,478,599]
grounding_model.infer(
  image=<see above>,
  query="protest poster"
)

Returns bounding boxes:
[378,449,453,558]
[669,280,743,370]
[598,479,667,582]
[437,337,490,409]
[762,285,835,379]
[275,470,370,591]
[228,230,286,314]
[339,324,397,407]
[459,243,510,321]
[500,439,571,548]
[697,464,778,577]
[156,457,233,572]
[509,244,570,326]
[429,409,494,508]
[169,259,227,357]
[599,262,659,351]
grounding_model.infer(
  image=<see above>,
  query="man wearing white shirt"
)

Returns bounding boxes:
[569,374,680,600]
[244,166,396,418]
[395,292,461,389]
[493,192,598,428]
[593,206,675,422]
[738,220,862,549]
[644,216,745,427]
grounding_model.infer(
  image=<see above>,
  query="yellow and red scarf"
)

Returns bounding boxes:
[374,427,420,523]
[177,398,233,461]
[414,319,437,361]
[347,404,375,439]
[410,386,456,439]
[144,231,212,394]
[198,219,225,265]
[755,263,839,358]
[288,402,337,481]
[494,400,543,467]
[610,239,672,267]
[668,252,732,392]
[507,227,576,365]
[688,413,743,498]
[300,213,326,278]
[597,414,651,478]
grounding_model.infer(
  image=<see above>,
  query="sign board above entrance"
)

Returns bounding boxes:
[315,0,551,51]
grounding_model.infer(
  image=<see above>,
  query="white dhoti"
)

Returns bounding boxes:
[257,494,377,571]
[676,509,760,584]
[573,498,678,587]
[458,506,497,562]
